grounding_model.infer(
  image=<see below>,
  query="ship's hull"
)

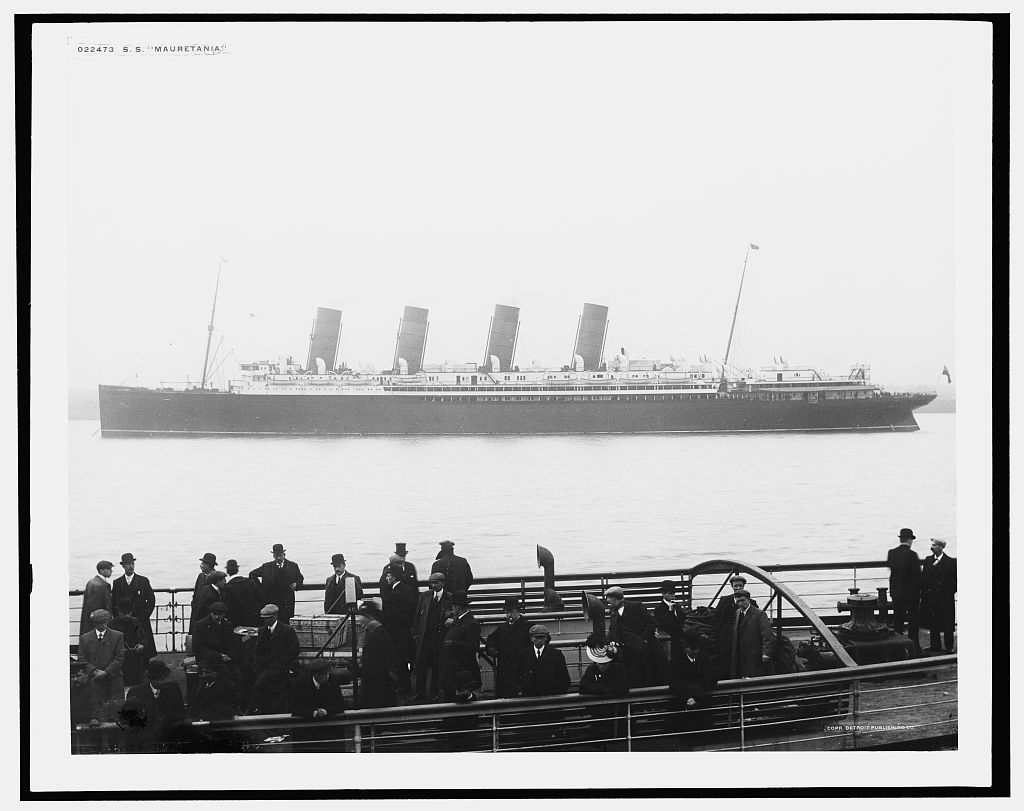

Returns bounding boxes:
[98,385,937,436]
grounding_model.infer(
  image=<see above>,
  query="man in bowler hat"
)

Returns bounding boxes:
[249,544,304,624]
[190,553,219,632]
[886,528,922,652]
[111,553,157,663]
[324,553,363,614]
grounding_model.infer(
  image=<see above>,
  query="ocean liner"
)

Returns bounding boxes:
[98,299,936,437]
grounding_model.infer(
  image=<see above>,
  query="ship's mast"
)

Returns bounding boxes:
[200,258,224,390]
[721,243,758,384]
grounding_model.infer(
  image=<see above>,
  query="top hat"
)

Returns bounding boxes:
[899,528,916,541]
[119,553,136,565]
[271,544,286,554]
[199,553,218,566]
[331,554,346,566]
[395,542,408,554]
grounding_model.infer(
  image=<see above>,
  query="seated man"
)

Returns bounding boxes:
[291,658,347,720]
[189,652,239,722]
[76,608,125,723]
[512,625,570,697]
[668,629,718,711]
[119,659,187,751]
[191,601,241,685]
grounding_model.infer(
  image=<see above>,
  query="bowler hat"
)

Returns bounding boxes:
[146,659,171,678]
[395,542,408,554]
[272,543,286,554]
[119,553,136,565]
[660,579,676,593]
[502,597,521,611]
[225,559,239,571]
[899,528,916,541]
[331,553,346,565]
[199,553,218,565]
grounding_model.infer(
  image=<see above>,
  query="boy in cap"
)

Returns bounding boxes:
[249,544,304,624]
[430,540,474,594]
[485,597,532,698]
[920,538,957,653]
[291,658,346,720]
[111,552,157,663]
[886,528,922,651]
[324,553,363,614]
[77,607,125,722]
[79,560,113,637]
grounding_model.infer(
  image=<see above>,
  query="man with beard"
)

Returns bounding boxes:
[485,597,532,698]
[110,553,157,663]
[249,544,304,624]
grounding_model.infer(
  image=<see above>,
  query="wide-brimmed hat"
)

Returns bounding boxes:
[146,659,170,678]
[272,544,286,554]
[586,643,613,664]
[331,554,346,565]
[260,604,279,617]
[899,528,916,541]
[199,553,218,565]
[119,553,136,565]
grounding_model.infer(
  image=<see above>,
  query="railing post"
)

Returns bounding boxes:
[739,692,746,751]
[169,591,178,653]
[492,713,499,752]
[370,724,376,753]
[353,723,362,753]
[851,679,861,750]
[626,700,632,752]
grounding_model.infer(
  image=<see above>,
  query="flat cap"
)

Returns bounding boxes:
[260,604,279,616]
[89,609,111,623]
[308,658,334,674]
[529,624,551,636]
[208,601,227,613]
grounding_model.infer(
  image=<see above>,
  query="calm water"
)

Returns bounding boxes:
[68,414,956,589]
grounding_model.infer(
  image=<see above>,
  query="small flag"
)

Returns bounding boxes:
[749,243,760,250]
[942,365,952,384]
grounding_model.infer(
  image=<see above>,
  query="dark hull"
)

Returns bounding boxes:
[98,385,937,436]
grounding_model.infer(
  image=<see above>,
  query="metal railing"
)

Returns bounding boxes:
[71,655,957,754]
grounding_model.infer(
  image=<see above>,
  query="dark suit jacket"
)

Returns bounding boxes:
[920,554,957,627]
[412,590,453,663]
[189,672,238,721]
[249,559,304,618]
[430,554,474,594]
[378,560,419,596]
[886,544,922,600]
[439,611,482,695]
[191,614,239,662]
[654,600,687,658]
[192,584,227,627]
[111,573,157,658]
[668,651,717,705]
[359,618,399,708]
[383,580,418,632]
[223,574,262,628]
[512,644,570,697]
[189,572,213,632]
[579,661,628,697]
[252,621,300,690]
[120,681,186,740]
[323,571,363,614]
[485,616,532,698]
[79,575,112,636]
[291,672,347,718]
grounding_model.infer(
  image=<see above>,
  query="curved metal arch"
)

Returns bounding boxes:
[689,558,857,669]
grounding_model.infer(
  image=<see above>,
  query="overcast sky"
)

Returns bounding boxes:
[48,20,990,389]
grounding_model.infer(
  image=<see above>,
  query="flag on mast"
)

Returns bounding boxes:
[749,243,760,250]
[942,365,952,384]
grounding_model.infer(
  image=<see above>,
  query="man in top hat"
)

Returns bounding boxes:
[512,624,570,697]
[249,603,300,714]
[111,553,157,663]
[189,553,219,633]
[887,528,922,651]
[323,553,363,614]
[249,544,304,624]
[79,560,114,637]
[119,658,187,749]
[438,591,481,702]
[357,597,400,708]
[668,629,718,710]
[382,564,418,696]
[605,585,666,688]
[190,651,238,721]
[379,542,419,598]
[711,574,755,679]
[412,572,452,702]
[192,570,228,627]
[292,658,347,719]
[919,538,957,653]
[485,597,532,698]
[77,607,125,722]
[431,540,474,594]
[654,579,688,660]
[222,559,261,628]
[730,590,775,679]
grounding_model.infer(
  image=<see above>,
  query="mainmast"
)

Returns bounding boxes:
[200,258,225,390]
[721,242,759,386]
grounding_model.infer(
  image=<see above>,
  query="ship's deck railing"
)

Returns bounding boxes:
[71,655,957,754]
[69,560,942,655]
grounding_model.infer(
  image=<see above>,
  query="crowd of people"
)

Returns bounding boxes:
[72,530,956,743]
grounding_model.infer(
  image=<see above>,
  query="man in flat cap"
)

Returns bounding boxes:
[512,624,570,697]
[79,560,113,637]
[222,559,261,628]
[711,574,754,679]
[324,553,363,614]
[189,553,219,633]
[250,544,304,624]
[439,591,481,702]
[77,608,125,722]
[249,604,300,713]
[111,553,157,664]
[378,542,419,598]
[919,538,957,653]
[605,585,665,687]
[291,658,346,720]
[485,597,532,698]
[887,528,922,652]
[730,590,775,678]
[431,540,474,594]
[190,651,238,721]
[412,572,452,702]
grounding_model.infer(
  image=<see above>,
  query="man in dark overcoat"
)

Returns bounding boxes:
[886,528,922,651]
[438,591,481,702]
[249,603,300,714]
[119,659,187,751]
[412,572,453,701]
[668,630,718,710]
[192,570,228,628]
[323,553,363,614]
[512,624,570,697]
[189,553,219,632]
[291,658,347,719]
[79,560,113,637]
[378,542,419,598]
[730,590,775,678]
[111,552,158,662]
[222,559,261,628]
[605,586,666,687]
[653,580,688,660]
[190,652,238,721]
[191,601,241,683]
[249,544,304,624]
[485,597,532,698]
[77,608,125,721]
[430,540,474,594]
[711,574,751,679]
[358,598,399,708]
[382,564,417,695]
[919,538,957,653]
